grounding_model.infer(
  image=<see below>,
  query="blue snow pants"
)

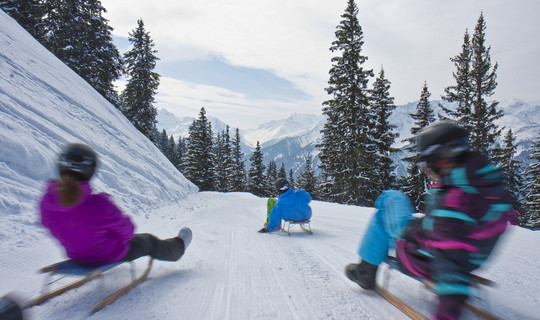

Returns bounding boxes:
[358,190,415,265]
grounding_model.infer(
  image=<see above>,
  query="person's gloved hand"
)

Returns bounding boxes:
[258,227,269,233]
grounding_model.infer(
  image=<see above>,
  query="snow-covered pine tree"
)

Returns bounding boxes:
[296,157,318,199]
[248,141,266,197]
[440,29,473,124]
[491,129,524,210]
[230,128,246,192]
[370,66,398,197]
[121,19,160,140]
[0,0,44,41]
[213,131,225,192]
[182,107,214,191]
[318,0,375,206]
[174,136,186,170]
[167,135,178,166]
[278,163,287,179]
[213,126,234,192]
[521,136,540,229]
[265,160,278,196]
[156,129,169,153]
[41,0,122,107]
[400,82,436,211]
[469,12,503,155]
[288,169,295,189]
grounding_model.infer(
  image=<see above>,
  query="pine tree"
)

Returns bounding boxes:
[230,128,246,192]
[213,127,234,192]
[174,136,186,170]
[441,29,473,125]
[265,160,278,196]
[521,136,540,229]
[400,82,436,211]
[248,141,266,197]
[371,66,398,196]
[492,129,523,208]
[182,107,214,191]
[318,0,375,205]
[157,129,169,153]
[278,163,287,179]
[167,135,177,165]
[443,13,502,155]
[469,12,503,155]
[213,131,226,191]
[121,19,160,139]
[0,0,45,41]
[288,169,295,189]
[41,0,122,106]
[296,157,318,199]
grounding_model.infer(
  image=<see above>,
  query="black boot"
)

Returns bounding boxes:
[345,260,378,290]
[0,296,24,320]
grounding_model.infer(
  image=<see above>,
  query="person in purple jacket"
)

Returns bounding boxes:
[345,121,515,320]
[40,143,192,266]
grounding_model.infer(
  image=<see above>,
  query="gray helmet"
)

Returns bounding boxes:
[274,178,290,193]
[57,143,97,181]
[416,121,469,172]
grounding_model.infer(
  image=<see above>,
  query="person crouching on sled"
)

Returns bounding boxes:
[258,178,312,233]
[40,143,192,266]
[345,121,514,320]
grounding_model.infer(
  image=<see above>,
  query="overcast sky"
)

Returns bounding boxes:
[100,0,540,130]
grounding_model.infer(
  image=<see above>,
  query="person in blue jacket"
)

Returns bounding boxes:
[258,178,312,233]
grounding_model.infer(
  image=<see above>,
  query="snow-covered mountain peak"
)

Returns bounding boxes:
[243,113,322,147]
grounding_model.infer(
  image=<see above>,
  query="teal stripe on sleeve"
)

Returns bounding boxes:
[481,204,512,222]
[431,209,478,226]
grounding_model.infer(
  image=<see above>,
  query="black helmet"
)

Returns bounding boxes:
[57,143,97,181]
[416,121,469,172]
[274,178,290,193]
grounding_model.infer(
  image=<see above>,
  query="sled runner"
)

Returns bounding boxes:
[23,257,153,313]
[282,219,313,235]
[376,256,498,320]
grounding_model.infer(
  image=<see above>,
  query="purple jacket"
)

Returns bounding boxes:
[40,181,135,265]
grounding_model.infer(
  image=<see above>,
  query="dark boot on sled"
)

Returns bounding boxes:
[345,260,378,290]
[0,296,24,320]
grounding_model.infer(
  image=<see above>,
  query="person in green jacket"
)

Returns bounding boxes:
[264,197,278,227]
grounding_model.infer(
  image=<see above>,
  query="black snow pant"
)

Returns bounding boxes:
[121,233,185,262]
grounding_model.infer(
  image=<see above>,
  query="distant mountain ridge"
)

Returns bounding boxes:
[157,99,539,178]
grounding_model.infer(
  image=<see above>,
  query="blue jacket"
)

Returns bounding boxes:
[267,188,312,232]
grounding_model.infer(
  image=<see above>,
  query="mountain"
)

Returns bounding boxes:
[243,113,321,148]
[158,99,539,179]
[156,108,237,139]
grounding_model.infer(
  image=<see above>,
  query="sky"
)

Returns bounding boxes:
[100,0,540,130]
[1,10,540,319]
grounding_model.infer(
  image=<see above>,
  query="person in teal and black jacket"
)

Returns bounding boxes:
[258,178,312,233]
[345,121,516,320]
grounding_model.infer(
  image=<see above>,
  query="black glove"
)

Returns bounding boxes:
[258,227,269,233]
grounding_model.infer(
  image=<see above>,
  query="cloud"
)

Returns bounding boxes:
[155,77,321,130]
[103,0,540,128]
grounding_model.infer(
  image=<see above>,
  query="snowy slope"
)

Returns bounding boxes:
[0,11,197,247]
[2,193,540,320]
[1,9,540,320]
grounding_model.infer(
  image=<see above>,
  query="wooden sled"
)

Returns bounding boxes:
[282,219,313,235]
[23,257,153,313]
[379,256,498,320]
